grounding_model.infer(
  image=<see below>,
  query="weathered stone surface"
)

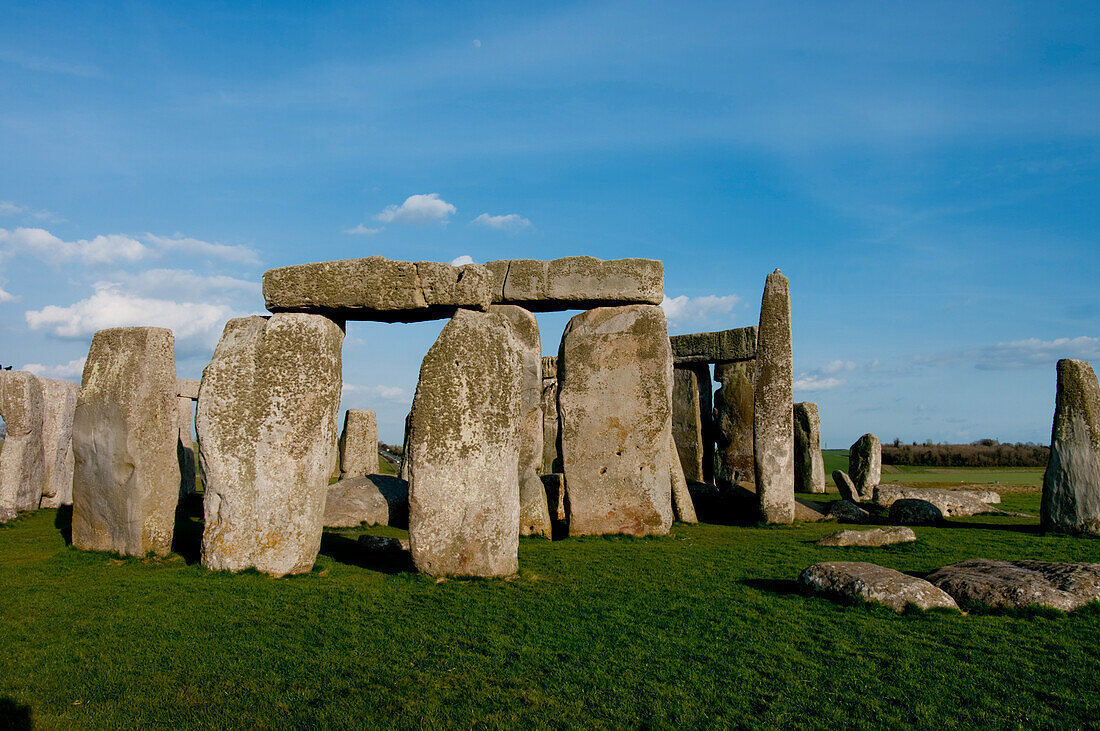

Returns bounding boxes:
[832,470,859,503]
[72,328,180,555]
[927,559,1100,612]
[176,378,200,400]
[889,499,944,525]
[799,562,959,612]
[324,475,408,528]
[669,430,697,523]
[816,526,917,547]
[263,256,493,322]
[485,257,664,312]
[672,366,706,483]
[407,309,523,576]
[827,499,871,522]
[670,327,757,364]
[358,534,410,553]
[177,397,196,498]
[399,411,412,482]
[492,305,551,538]
[558,305,675,536]
[1042,359,1100,533]
[0,370,46,520]
[849,434,882,500]
[714,361,754,485]
[541,473,567,524]
[795,498,833,522]
[754,270,794,523]
[38,378,79,508]
[541,371,560,475]
[339,409,379,478]
[197,314,343,576]
[874,485,1001,517]
[793,402,826,494]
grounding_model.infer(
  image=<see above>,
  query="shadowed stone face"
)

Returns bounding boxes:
[339,409,379,478]
[670,327,757,364]
[714,361,754,486]
[793,402,826,494]
[324,475,408,529]
[672,366,706,483]
[558,304,674,537]
[540,359,560,475]
[849,433,882,500]
[0,370,47,520]
[197,314,343,576]
[71,327,180,556]
[38,378,79,509]
[1042,358,1100,534]
[408,309,524,577]
[753,270,794,524]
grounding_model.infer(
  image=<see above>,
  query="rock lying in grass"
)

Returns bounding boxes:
[795,498,833,522]
[889,499,944,525]
[832,470,859,503]
[874,485,1001,517]
[1041,359,1100,534]
[324,475,408,528]
[753,270,795,524]
[0,370,47,520]
[816,526,917,547]
[799,561,959,612]
[826,500,871,522]
[927,559,1100,611]
[849,433,881,500]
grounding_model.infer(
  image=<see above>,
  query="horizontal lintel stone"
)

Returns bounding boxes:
[177,379,200,400]
[485,257,663,312]
[671,326,757,364]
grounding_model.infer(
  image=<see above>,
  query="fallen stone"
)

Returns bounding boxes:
[889,499,944,525]
[713,361,754,485]
[874,485,1001,517]
[485,257,663,312]
[795,498,834,522]
[670,326,757,364]
[669,430,697,523]
[832,470,859,503]
[826,500,871,522]
[754,270,794,524]
[558,305,675,536]
[339,409,379,478]
[198,314,343,576]
[176,378,200,400]
[1042,359,1100,534]
[38,378,79,509]
[263,256,493,322]
[793,402,826,494]
[816,526,917,547]
[849,434,882,500]
[0,370,47,520]
[72,328,180,556]
[799,561,959,612]
[324,475,408,528]
[407,309,523,577]
[927,559,1100,612]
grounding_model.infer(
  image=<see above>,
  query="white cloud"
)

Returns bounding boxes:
[374,194,456,224]
[794,375,846,392]
[0,202,23,215]
[819,360,857,375]
[342,383,409,402]
[23,358,86,379]
[0,201,58,221]
[105,268,261,301]
[975,336,1100,370]
[470,213,532,232]
[450,255,474,266]
[473,39,482,48]
[0,227,148,264]
[143,233,260,265]
[661,294,742,323]
[0,285,16,303]
[344,224,383,235]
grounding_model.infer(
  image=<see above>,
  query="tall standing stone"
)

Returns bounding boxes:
[399,411,412,482]
[0,371,47,520]
[38,378,79,509]
[197,314,343,576]
[407,309,524,577]
[177,397,196,498]
[72,328,180,555]
[339,409,379,478]
[753,269,794,524]
[558,305,675,536]
[541,356,561,474]
[714,361,754,486]
[1042,359,1100,533]
[793,402,826,494]
[672,365,714,483]
[849,433,882,500]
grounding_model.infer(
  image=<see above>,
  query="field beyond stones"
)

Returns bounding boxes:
[3,465,1099,729]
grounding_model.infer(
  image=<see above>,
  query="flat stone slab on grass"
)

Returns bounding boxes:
[324,475,409,528]
[670,327,757,364]
[263,256,494,322]
[799,561,959,612]
[927,559,1100,611]
[875,485,1001,517]
[484,257,663,312]
[826,500,871,522]
[817,526,917,547]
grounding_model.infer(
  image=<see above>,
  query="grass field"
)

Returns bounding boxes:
[822,450,1044,492]
[2,466,1099,729]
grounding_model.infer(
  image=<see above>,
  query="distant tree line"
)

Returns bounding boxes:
[882,439,1049,467]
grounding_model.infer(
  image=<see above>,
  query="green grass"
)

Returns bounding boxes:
[821,450,1044,492]
[3,492,1100,729]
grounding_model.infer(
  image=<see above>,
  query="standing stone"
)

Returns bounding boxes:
[1042,359,1100,533]
[672,365,714,483]
[407,309,523,577]
[558,305,675,536]
[197,314,343,576]
[793,402,826,494]
[38,378,79,508]
[753,270,794,524]
[0,371,47,520]
[714,361,754,486]
[399,411,412,482]
[177,397,196,498]
[669,430,697,523]
[339,409,379,478]
[541,356,561,475]
[492,305,551,538]
[72,328,180,555]
[849,433,882,500]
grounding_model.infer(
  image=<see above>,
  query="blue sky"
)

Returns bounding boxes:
[1,0,1097,445]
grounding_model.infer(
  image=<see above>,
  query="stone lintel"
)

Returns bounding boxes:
[671,326,757,364]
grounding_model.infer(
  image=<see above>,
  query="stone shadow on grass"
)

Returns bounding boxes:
[742,578,804,598]
[171,493,205,564]
[0,697,33,731]
[54,504,72,545]
[319,532,415,574]
[938,520,1042,534]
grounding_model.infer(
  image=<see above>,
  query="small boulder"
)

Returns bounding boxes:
[799,561,959,612]
[889,499,944,525]
[832,470,859,503]
[826,500,871,522]
[816,526,917,547]
[927,559,1100,611]
[324,475,409,528]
